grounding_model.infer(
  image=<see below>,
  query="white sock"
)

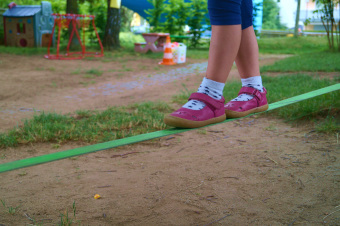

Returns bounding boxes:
[182,77,225,110]
[231,76,263,101]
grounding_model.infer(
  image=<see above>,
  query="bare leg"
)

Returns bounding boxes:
[206,25,242,83]
[235,26,260,78]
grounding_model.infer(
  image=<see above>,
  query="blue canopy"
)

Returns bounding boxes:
[121,0,152,19]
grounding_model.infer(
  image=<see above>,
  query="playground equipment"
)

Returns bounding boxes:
[3,1,54,47]
[45,13,104,60]
[134,33,168,53]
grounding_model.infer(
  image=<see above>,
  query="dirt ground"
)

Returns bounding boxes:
[0,53,339,225]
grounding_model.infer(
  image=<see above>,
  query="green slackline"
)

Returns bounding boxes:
[0,84,339,173]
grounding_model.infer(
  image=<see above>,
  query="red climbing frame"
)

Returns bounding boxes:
[45,14,104,60]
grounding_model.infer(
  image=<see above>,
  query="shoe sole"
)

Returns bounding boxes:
[164,114,226,129]
[225,104,269,118]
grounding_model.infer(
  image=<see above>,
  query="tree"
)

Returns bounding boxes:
[103,0,120,49]
[187,0,208,47]
[294,0,301,37]
[313,0,340,51]
[67,0,79,48]
[145,0,165,32]
[146,0,210,47]
[262,0,283,29]
[162,0,190,35]
[88,0,107,42]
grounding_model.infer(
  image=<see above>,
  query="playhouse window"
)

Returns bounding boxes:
[17,23,26,34]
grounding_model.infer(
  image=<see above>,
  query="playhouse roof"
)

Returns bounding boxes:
[3,5,41,18]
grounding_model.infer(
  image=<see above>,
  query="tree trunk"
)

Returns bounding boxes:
[294,0,301,37]
[104,0,121,49]
[67,0,79,48]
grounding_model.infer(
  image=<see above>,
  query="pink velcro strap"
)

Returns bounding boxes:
[238,87,261,102]
[189,93,223,110]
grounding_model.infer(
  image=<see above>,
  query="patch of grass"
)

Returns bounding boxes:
[71,68,81,75]
[138,65,148,70]
[120,32,145,49]
[171,83,195,105]
[51,82,57,88]
[315,115,340,133]
[197,129,207,135]
[186,49,209,59]
[116,73,124,78]
[79,80,96,87]
[0,46,49,55]
[258,36,328,54]
[18,170,27,176]
[1,200,20,215]
[52,143,61,149]
[85,68,103,77]
[0,102,172,148]
[59,201,78,226]
[261,51,340,72]
[118,65,133,72]
[82,74,95,79]
[227,75,339,124]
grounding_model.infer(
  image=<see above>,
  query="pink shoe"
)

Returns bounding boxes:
[164,93,226,128]
[224,87,269,118]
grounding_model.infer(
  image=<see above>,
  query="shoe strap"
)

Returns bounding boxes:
[238,87,262,103]
[189,93,224,110]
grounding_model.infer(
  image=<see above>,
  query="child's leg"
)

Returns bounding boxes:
[164,0,247,128]
[224,0,268,118]
[206,25,241,83]
[235,26,260,79]
[206,0,243,83]
[230,25,264,102]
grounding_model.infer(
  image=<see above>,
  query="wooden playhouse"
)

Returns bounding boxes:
[3,1,53,47]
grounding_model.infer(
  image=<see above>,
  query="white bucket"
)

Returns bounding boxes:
[171,43,187,64]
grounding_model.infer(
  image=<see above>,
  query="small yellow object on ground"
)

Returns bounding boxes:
[94,194,101,199]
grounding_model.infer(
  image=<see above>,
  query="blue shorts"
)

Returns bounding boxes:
[208,0,253,30]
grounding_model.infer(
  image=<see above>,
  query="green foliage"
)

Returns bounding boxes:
[187,0,209,47]
[312,0,340,51]
[87,0,107,42]
[252,2,262,36]
[146,0,209,46]
[0,0,66,14]
[145,0,165,32]
[262,0,285,30]
[261,51,340,72]
[120,6,134,32]
[163,0,191,35]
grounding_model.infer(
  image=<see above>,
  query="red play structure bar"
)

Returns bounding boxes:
[45,13,104,60]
